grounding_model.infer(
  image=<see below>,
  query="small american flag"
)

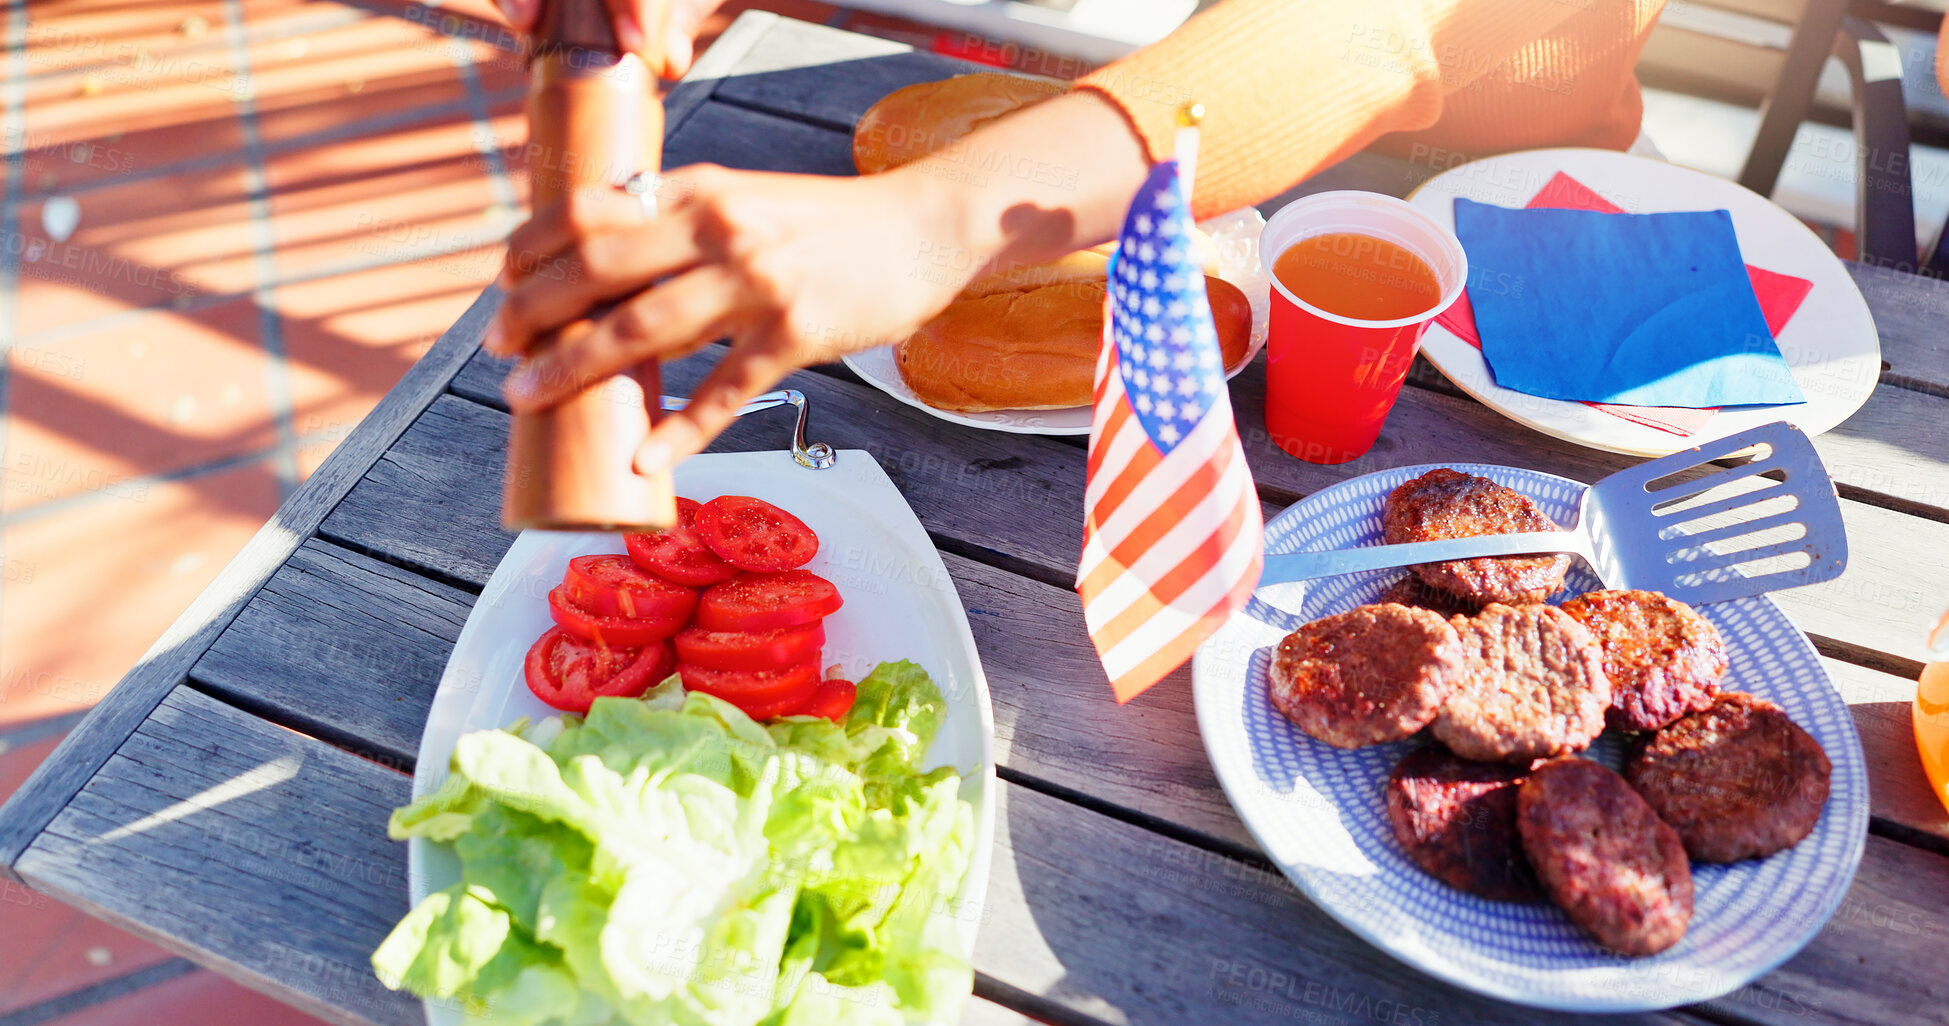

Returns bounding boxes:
[1077,158,1264,703]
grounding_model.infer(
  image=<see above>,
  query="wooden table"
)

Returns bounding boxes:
[4,12,1947,1025]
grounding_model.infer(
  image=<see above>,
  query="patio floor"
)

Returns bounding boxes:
[0,0,1892,1021]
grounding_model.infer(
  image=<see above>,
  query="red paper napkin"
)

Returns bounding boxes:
[1434,172,1814,437]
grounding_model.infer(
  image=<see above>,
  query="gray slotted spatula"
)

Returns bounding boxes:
[1258,420,1846,606]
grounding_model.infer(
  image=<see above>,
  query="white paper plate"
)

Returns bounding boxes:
[406,449,997,1025]
[843,210,1273,435]
[1406,148,1880,458]
[1192,463,1868,1012]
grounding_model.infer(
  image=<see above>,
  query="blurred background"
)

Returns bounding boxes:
[0,0,1945,1021]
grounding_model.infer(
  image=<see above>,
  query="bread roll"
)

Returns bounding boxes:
[853,73,1067,175]
[896,275,1256,412]
[897,282,1104,411]
[958,250,1109,300]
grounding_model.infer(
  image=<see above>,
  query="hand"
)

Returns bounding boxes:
[487,164,978,474]
[496,0,721,79]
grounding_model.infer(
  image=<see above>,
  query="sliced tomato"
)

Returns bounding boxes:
[563,555,698,620]
[676,660,821,719]
[523,627,674,713]
[673,622,825,672]
[795,679,858,722]
[695,570,842,632]
[625,497,739,587]
[549,586,686,647]
[694,496,819,571]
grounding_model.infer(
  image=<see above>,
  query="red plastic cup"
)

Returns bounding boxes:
[1259,191,1467,464]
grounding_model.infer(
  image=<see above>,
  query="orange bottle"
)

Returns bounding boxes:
[1916,607,1949,816]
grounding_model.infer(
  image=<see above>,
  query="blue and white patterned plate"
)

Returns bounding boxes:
[1190,463,1868,1012]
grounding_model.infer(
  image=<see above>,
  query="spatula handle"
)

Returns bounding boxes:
[1259,531,1585,587]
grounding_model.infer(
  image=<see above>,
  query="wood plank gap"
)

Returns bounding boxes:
[1868,816,1949,859]
[995,765,1273,870]
[929,530,1076,594]
[311,529,487,598]
[709,91,859,133]
[180,675,415,779]
[972,973,1113,1026]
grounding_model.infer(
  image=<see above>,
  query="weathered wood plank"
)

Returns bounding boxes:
[1845,261,1949,397]
[1824,657,1949,846]
[664,100,858,177]
[191,539,476,772]
[289,474,1949,860]
[12,687,1046,1026]
[1226,369,1949,676]
[16,687,420,1026]
[444,355,1090,586]
[1403,360,1949,521]
[978,783,1708,1026]
[0,287,499,884]
[450,342,1948,680]
[713,15,976,132]
[663,9,777,137]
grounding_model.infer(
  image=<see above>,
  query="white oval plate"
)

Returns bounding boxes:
[843,210,1273,436]
[1192,463,1868,1012]
[1406,148,1881,458]
[406,449,997,1025]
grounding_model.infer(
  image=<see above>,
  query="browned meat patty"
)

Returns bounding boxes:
[1376,574,1484,619]
[1560,590,1727,732]
[1431,604,1611,763]
[1625,692,1831,862]
[1518,758,1693,956]
[1382,468,1572,605]
[1386,745,1543,901]
[1268,604,1466,749]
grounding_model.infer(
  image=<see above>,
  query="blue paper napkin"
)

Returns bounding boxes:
[1452,198,1806,408]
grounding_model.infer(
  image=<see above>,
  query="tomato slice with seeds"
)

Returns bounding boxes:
[676,660,821,719]
[672,622,825,672]
[625,497,739,587]
[795,679,858,722]
[523,627,674,713]
[695,570,842,632]
[548,586,686,647]
[563,555,697,620]
[694,496,819,571]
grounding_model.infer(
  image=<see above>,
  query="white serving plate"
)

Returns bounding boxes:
[406,449,997,1025]
[843,209,1272,435]
[1192,463,1868,1012]
[1406,147,1881,458]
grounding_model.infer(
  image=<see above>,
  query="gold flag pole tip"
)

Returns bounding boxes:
[1176,102,1205,128]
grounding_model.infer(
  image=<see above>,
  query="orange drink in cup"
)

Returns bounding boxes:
[1259,191,1467,464]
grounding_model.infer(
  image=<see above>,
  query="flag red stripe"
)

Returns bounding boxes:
[1108,563,1261,704]
[1078,446,1236,601]
[1085,400,1136,482]
[1084,482,1251,654]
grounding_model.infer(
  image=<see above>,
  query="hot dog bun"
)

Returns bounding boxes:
[853,73,1067,175]
[895,275,1256,412]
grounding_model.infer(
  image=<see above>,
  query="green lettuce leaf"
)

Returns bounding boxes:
[373,659,972,1026]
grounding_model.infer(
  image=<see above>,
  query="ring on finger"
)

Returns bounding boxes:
[621,171,660,218]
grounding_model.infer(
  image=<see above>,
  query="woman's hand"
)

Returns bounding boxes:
[486,88,1149,472]
[496,0,720,79]
[487,164,982,474]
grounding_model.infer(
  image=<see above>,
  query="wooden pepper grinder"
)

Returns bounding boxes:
[503,0,676,532]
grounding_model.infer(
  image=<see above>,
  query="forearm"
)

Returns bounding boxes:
[884,88,1150,284]
[1076,0,1604,217]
